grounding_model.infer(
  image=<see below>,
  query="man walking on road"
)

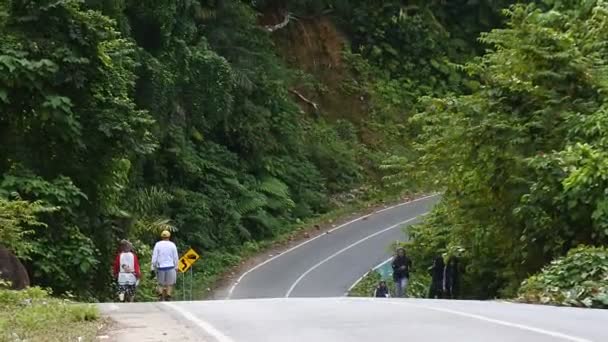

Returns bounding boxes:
[151,230,179,301]
[391,247,412,297]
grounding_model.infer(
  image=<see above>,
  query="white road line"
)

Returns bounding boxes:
[285,215,424,297]
[390,302,593,342]
[373,193,438,214]
[226,193,439,299]
[163,302,235,342]
[344,256,393,296]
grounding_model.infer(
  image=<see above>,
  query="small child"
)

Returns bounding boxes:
[374,280,390,298]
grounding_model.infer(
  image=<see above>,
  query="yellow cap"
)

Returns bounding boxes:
[160,230,171,238]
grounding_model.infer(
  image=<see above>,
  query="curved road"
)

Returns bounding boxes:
[227,194,439,299]
[100,194,608,342]
[101,298,608,342]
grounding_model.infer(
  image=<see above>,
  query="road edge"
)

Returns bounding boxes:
[207,193,430,299]
[226,194,439,299]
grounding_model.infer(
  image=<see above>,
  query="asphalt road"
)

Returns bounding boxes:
[100,194,608,342]
[100,298,608,342]
[227,194,440,299]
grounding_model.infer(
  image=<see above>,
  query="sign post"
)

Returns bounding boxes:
[178,248,201,301]
[190,266,193,300]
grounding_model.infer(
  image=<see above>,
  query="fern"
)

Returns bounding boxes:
[131,217,177,241]
[256,177,295,210]
[222,177,247,191]
[264,197,287,211]
[237,224,252,240]
[245,211,280,230]
[232,67,255,91]
[237,193,268,215]
[257,177,289,198]
[130,187,173,216]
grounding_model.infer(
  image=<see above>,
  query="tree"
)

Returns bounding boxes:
[1,0,153,295]
[0,196,52,258]
[405,1,608,297]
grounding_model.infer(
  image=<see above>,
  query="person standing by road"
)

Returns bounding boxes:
[374,280,390,298]
[151,230,179,301]
[444,256,460,299]
[113,240,141,302]
[391,247,412,297]
[428,255,444,299]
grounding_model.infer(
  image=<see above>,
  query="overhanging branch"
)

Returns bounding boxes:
[290,89,319,111]
[265,12,292,32]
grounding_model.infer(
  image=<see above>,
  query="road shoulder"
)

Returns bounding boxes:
[99,303,205,342]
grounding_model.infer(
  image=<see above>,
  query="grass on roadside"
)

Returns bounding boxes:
[348,270,431,298]
[0,285,101,342]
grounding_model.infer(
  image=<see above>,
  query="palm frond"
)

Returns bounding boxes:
[131,217,177,241]
[130,187,173,216]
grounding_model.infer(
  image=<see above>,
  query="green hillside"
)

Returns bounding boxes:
[2,0,606,304]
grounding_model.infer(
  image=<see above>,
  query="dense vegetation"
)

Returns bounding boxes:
[3,0,607,303]
[1,0,459,298]
[0,0,368,298]
[403,0,608,299]
[518,246,608,308]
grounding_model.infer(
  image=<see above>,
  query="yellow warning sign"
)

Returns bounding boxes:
[178,248,200,273]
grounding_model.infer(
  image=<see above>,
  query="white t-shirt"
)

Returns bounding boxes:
[151,240,178,270]
[117,252,137,285]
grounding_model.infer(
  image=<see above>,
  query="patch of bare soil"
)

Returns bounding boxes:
[260,10,370,123]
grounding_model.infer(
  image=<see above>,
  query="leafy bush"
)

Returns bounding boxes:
[0,196,53,258]
[394,1,608,299]
[306,120,362,193]
[0,0,523,300]
[0,286,100,342]
[518,246,608,308]
[348,270,384,297]
[0,0,377,298]
[348,268,430,298]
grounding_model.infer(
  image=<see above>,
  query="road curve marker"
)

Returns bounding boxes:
[226,193,439,299]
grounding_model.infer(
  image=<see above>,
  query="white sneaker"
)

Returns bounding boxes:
[118,293,125,302]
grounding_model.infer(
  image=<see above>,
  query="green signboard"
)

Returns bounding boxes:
[375,259,393,280]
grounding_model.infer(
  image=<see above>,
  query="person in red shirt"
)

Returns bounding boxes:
[113,240,141,302]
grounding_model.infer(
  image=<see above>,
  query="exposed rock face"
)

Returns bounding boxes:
[0,245,30,290]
